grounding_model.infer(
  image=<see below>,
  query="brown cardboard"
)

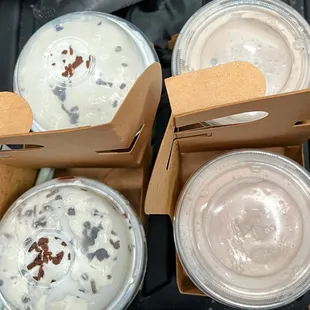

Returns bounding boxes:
[0,62,162,168]
[145,61,310,296]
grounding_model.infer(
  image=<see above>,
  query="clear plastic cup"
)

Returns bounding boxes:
[174,150,310,309]
[14,12,158,132]
[0,177,146,310]
[172,0,310,125]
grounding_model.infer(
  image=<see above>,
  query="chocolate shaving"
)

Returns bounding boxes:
[38,237,48,246]
[56,251,64,260]
[69,46,73,55]
[43,255,48,264]
[72,56,83,69]
[38,265,44,280]
[61,50,68,55]
[41,243,49,252]
[68,64,73,77]
[51,280,56,283]
[68,253,71,260]
[52,258,61,265]
[62,70,69,77]
[28,242,38,253]
[61,241,67,247]
[27,262,36,270]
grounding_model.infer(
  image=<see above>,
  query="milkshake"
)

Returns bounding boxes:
[174,150,310,308]
[172,0,310,125]
[13,12,157,131]
[0,178,146,310]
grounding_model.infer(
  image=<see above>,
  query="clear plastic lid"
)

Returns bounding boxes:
[172,0,310,125]
[174,150,310,309]
[14,12,157,132]
[0,178,146,310]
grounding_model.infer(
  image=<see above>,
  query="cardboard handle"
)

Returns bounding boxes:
[165,62,310,146]
[0,92,33,135]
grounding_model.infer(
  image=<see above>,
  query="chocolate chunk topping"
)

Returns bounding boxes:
[68,208,76,216]
[28,242,38,252]
[115,46,122,52]
[95,248,109,261]
[55,195,63,200]
[110,239,120,250]
[52,258,61,265]
[91,280,97,294]
[96,79,107,86]
[107,275,112,280]
[52,63,56,66]
[55,25,64,32]
[68,253,71,260]
[25,210,33,217]
[51,280,56,283]
[81,273,89,281]
[61,241,67,247]
[46,188,60,198]
[121,63,128,67]
[120,83,126,90]
[112,101,118,108]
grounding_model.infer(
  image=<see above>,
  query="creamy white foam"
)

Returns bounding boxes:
[175,151,310,308]
[0,181,137,310]
[14,12,156,131]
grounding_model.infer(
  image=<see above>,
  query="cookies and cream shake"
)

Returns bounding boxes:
[174,150,310,308]
[0,178,146,310]
[14,12,157,131]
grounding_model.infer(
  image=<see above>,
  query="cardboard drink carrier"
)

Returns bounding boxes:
[145,61,310,296]
[0,62,162,224]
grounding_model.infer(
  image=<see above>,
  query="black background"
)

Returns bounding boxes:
[0,0,310,309]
